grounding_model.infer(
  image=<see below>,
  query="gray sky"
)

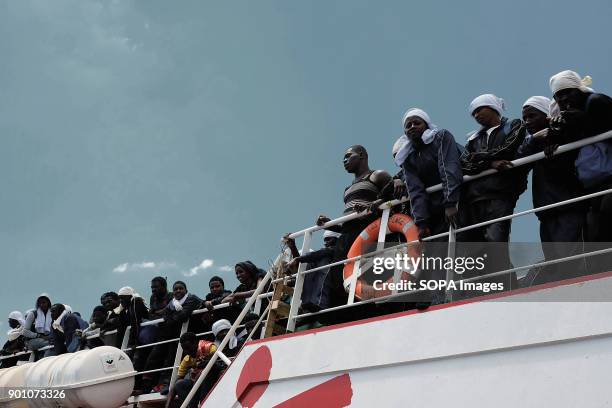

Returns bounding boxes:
[2,0,611,342]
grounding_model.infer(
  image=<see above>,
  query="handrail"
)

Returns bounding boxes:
[181,269,273,408]
[288,130,612,239]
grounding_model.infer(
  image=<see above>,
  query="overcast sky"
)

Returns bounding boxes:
[2,0,611,342]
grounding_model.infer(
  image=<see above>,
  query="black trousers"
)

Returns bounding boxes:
[458,198,518,292]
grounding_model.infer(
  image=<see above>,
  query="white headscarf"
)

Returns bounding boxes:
[402,108,435,129]
[549,70,593,95]
[8,311,26,339]
[323,230,341,239]
[8,311,25,327]
[469,94,505,117]
[118,286,135,296]
[212,318,238,349]
[523,96,551,116]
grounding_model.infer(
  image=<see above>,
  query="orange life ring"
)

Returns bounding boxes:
[343,213,421,300]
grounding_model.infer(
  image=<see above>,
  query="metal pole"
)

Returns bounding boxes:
[286,231,312,332]
[166,321,189,408]
[180,270,273,408]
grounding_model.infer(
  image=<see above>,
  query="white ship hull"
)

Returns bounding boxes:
[204,272,612,407]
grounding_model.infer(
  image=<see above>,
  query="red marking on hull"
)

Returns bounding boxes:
[236,345,272,407]
[273,373,353,408]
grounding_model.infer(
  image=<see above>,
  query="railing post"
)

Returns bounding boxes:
[445,225,456,303]
[166,321,189,408]
[286,231,312,333]
[347,259,361,305]
[120,326,131,351]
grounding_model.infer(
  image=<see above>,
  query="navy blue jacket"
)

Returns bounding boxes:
[460,117,528,203]
[517,134,584,219]
[400,129,463,228]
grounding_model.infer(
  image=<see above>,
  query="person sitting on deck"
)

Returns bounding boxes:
[141,281,202,394]
[516,96,587,284]
[458,94,528,291]
[316,145,393,312]
[149,276,173,320]
[168,332,217,408]
[1,311,29,368]
[49,304,88,355]
[201,276,233,331]
[223,261,268,320]
[78,305,108,349]
[23,293,53,359]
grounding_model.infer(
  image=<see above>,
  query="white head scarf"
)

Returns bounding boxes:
[212,319,238,349]
[469,94,505,117]
[118,286,135,296]
[549,70,593,95]
[402,108,435,129]
[8,311,25,327]
[34,293,52,334]
[323,230,341,239]
[523,96,551,116]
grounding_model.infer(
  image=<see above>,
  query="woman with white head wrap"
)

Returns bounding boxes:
[395,107,462,238]
[515,95,587,284]
[211,319,238,350]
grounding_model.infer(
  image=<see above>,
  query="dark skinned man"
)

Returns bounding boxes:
[317,145,392,313]
[459,94,528,291]
[549,70,612,274]
[517,96,586,284]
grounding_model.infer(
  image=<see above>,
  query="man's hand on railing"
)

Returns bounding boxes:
[418,226,431,241]
[393,179,407,199]
[445,206,458,228]
[544,144,559,158]
[491,160,514,171]
[316,215,331,226]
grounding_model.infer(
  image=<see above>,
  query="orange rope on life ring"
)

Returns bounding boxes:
[343,213,421,300]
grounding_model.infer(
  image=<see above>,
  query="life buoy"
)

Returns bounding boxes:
[343,213,421,300]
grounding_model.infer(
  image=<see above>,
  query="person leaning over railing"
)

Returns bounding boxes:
[516,96,587,284]
[458,94,528,291]
[0,311,29,368]
[548,71,612,243]
[141,280,202,394]
[222,261,269,321]
[201,276,233,332]
[548,70,612,274]
[395,108,464,306]
[22,293,53,359]
[49,303,88,355]
[77,305,108,350]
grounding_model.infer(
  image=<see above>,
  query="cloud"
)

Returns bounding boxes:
[112,261,175,274]
[218,265,233,272]
[184,259,214,277]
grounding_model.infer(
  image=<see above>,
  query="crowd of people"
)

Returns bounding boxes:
[2,69,612,406]
[281,69,612,318]
[1,263,267,407]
